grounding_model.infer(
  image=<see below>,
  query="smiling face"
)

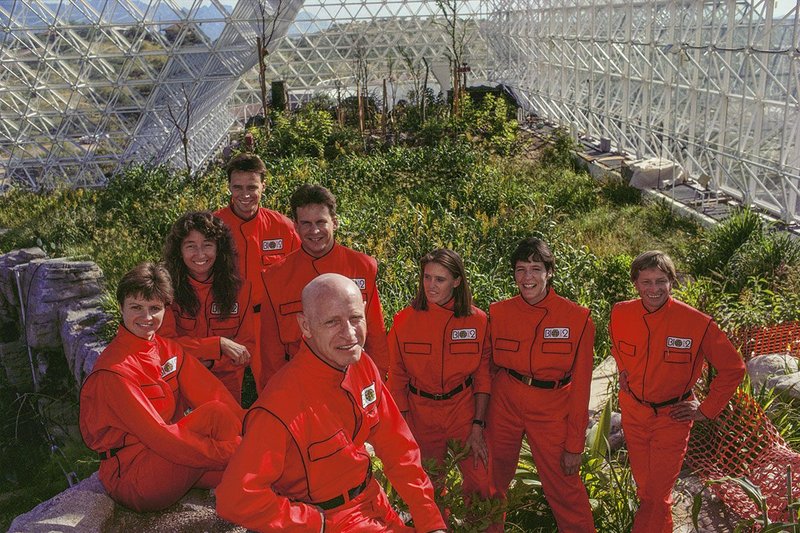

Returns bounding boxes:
[634,267,673,312]
[298,281,366,370]
[228,170,264,220]
[423,262,461,307]
[122,294,166,340]
[180,230,217,281]
[514,259,551,305]
[295,203,338,258]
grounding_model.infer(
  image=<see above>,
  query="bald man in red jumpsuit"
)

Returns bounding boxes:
[159,278,256,402]
[257,184,389,391]
[610,250,744,533]
[217,274,445,532]
[80,326,244,512]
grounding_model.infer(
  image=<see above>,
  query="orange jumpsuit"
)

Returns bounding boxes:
[610,297,744,533]
[216,343,446,532]
[258,242,389,390]
[213,204,300,291]
[159,277,256,403]
[388,301,491,498]
[79,326,244,512]
[485,290,595,533]
[214,204,299,380]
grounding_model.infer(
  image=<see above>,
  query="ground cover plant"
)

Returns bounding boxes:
[0,96,799,530]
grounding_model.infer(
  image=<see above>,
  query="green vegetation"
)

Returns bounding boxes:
[1,95,799,530]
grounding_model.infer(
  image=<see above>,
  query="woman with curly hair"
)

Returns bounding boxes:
[161,211,256,403]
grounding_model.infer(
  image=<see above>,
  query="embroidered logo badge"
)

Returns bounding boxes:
[211,302,239,315]
[544,328,570,339]
[351,278,366,290]
[161,356,178,377]
[667,337,693,349]
[262,238,284,251]
[361,382,377,408]
[451,328,477,340]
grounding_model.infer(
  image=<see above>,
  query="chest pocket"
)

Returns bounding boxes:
[261,252,286,267]
[619,341,636,358]
[495,338,520,352]
[210,316,240,337]
[175,315,197,332]
[664,349,691,364]
[404,342,431,355]
[279,300,303,317]
[542,341,572,355]
[308,429,350,462]
[449,341,479,354]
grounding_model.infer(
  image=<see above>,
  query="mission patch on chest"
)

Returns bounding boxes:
[361,382,377,408]
[211,302,239,315]
[161,356,178,378]
[667,336,693,349]
[262,238,284,251]
[451,328,477,340]
[544,327,570,339]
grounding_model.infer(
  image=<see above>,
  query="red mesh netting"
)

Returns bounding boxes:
[685,322,800,525]
[685,390,800,523]
[730,322,800,360]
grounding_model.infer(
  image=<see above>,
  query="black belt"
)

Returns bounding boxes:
[629,389,693,414]
[507,368,572,389]
[408,376,473,401]
[98,447,123,460]
[315,465,372,511]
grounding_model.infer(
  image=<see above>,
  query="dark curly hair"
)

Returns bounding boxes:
[162,211,242,317]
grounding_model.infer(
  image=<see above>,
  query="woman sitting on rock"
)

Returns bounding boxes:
[160,211,256,403]
[79,262,243,512]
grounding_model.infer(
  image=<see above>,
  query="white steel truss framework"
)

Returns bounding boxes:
[1,0,799,225]
[485,0,800,223]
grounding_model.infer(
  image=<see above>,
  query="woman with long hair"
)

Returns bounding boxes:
[161,211,256,403]
[387,248,491,504]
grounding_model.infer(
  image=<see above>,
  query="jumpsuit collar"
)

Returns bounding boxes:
[429,297,456,312]
[640,295,674,316]
[515,287,556,309]
[297,341,351,383]
[301,240,340,263]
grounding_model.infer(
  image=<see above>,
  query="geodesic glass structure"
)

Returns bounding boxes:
[1,0,799,223]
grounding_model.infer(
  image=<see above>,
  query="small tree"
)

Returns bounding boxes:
[255,0,288,135]
[435,0,471,116]
[165,83,193,174]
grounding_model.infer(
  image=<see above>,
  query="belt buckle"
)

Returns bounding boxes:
[552,379,563,390]
[523,376,534,387]
[432,392,445,401]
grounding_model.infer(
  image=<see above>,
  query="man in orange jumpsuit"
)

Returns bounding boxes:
[80,262,244,512]
[159,278,256,402]
[610,250,745,533]
[484,237,595,532]
[214,153,300,382]
[257,184,389,391]
[216,274,446,532]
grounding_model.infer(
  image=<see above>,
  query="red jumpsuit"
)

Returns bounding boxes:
[388,301,491,498]
[79,326,244,512]
[609,297,744,533]
[485,290,595,533]
[258,242,389,391]
[216,343,446,532]
[213,204,300,291]
[159,277,257,403]
[214,204,299,380]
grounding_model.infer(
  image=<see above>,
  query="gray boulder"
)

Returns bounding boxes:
[10,472,246,533]
[17,259,104,351]
[58,301,110,383]
[8,472,113,533]
[766,373,800,401]
[0,247,46,330]
[746,353,798,391]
